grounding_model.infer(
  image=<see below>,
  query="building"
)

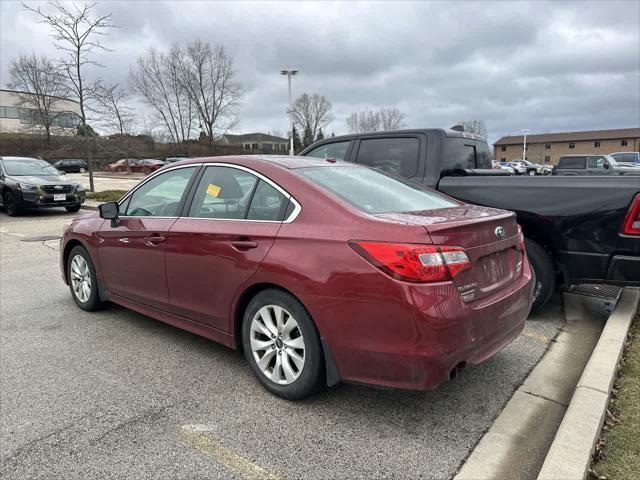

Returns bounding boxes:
[493,128,640,165]
[221,132,289,152]
[0,89,81,135]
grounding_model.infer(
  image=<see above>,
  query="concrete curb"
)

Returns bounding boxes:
[537,288,640,480]
[80,203,98,211]
[455,294,608,480]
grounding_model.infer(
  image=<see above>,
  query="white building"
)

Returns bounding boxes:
[0,89,82,135]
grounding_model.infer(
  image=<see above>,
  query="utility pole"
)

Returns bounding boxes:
[280,69,298,156]
[521,128,530,161]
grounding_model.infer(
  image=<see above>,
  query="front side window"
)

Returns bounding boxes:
[305,141,350,161]
[587,156,605,168]
[125,167,196,217]
[188,166,258,219]
[298,166,458,214]
[356,137,419,178]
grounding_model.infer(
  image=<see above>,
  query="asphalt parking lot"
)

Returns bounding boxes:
[1,208,564,480]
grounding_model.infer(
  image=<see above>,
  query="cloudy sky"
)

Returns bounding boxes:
[1,0,639,144]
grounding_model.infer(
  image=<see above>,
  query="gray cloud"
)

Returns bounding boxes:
[1,0,638,144]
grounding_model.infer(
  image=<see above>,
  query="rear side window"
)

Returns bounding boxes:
[441,138,492,173]
[188,166,258,219]
[246,180,288,221]
[305,141,350,160]
[559,157,586,169]
[298,166,458,214]
[355,137,419,178]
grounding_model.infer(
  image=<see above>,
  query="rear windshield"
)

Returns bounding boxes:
[558,157,585,169]
[297,166,459,214]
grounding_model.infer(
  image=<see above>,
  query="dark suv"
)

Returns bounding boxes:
[53,159,88,173]
[0,156,86,216]
[554,154,640,175]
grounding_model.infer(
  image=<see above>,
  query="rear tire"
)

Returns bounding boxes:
[525,238,555,312]
[528,169,537,176]
[242,289,325,400]
[67,246,107,311]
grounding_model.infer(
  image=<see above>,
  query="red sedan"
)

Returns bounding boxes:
[60,155,534,399]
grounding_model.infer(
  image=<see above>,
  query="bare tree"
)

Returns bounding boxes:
[92,82,134,135]
[346,109,381,133]
[291,93,334,141]
[130,47,197,145]
[175,40,242,143]
[379,107,406,130]
[8,53,68,141]
[346,107,406,133]
[458,119,488,138]
[24,1,117,191]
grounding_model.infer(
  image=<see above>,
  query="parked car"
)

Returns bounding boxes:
[0,156,85,216]
[60,156,534,399]
[554,154,640,176]
[105,159,140,172]
[503,161,527,175]
[300,129,640,311]
[508,160,551,175]
[609,151,640,165]
[129,159,165,174]
[492,160,514,174]
[53,159,89,173]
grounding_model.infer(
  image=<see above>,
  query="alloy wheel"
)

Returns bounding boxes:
[250,305,306,385]
[70,255,92,303]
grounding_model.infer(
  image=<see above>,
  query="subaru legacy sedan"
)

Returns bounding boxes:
[60,155,534,399]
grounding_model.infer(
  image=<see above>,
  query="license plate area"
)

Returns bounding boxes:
[53,194,66,201]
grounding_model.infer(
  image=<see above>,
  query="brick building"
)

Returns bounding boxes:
[493,128,640,165]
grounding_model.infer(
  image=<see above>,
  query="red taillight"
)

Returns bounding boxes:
[621,194,640,236]
[349,241,471,283]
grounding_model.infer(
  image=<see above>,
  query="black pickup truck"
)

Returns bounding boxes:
[300,128,640,310]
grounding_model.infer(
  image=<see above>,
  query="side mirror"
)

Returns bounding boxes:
[99,201,120,227]
[603,162,610,169]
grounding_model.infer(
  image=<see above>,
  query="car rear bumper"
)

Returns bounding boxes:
[307,261,534,390]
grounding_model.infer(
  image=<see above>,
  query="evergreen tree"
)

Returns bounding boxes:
[292,126,303,152]
[303,125,314,147]
[316,128,324,141]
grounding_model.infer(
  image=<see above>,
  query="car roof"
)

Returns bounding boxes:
[0,156,43,161]
[180,154,351,170]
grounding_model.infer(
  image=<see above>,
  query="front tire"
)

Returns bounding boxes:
[79,167,86,173]
[66,205,81,213]
[525,238,555,312]
[3,191,21,216]
[528,169,537,176]
[242,289,324,400]
[67,246,107,311]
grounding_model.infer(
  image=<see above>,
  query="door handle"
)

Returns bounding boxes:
[146,234,166,246]
[231,240,258,250]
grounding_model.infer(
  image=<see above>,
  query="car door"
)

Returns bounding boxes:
[98,165,199,311]
[166,165,291,332]
[587,156,607,175]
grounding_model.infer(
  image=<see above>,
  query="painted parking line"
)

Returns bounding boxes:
[521,329,551,343]
[180,425,280,480]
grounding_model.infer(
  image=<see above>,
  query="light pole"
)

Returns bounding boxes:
[280,68,298,156]
[521,128,530,161]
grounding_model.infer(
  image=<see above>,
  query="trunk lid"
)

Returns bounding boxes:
[375,205,523,302]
